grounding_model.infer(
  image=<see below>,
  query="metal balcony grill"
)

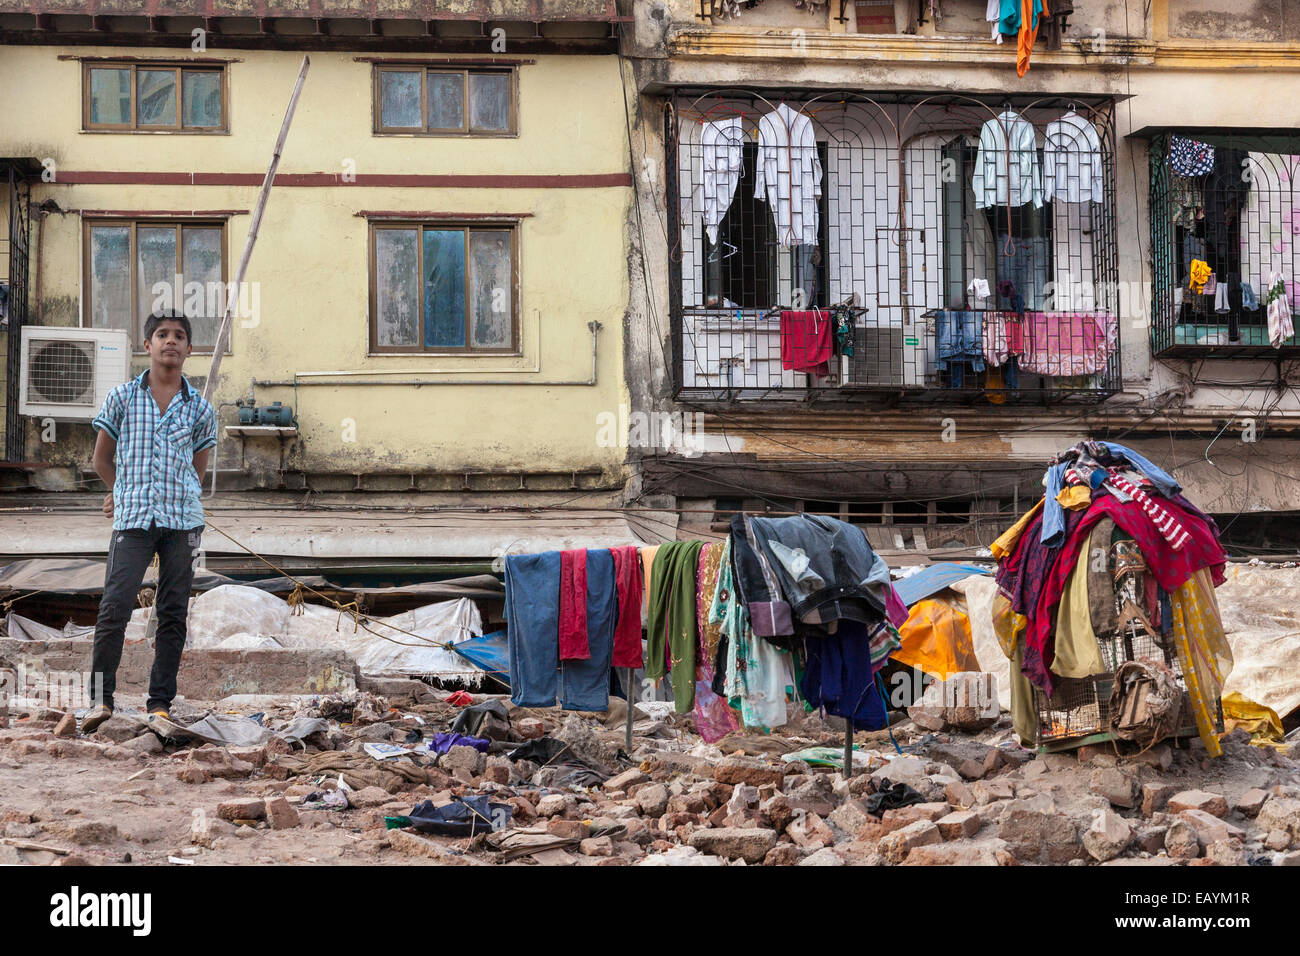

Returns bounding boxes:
[1149,131,1300,358]
[668,90,1122,404]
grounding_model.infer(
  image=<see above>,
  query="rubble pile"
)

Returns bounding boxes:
[2,687,1299,867]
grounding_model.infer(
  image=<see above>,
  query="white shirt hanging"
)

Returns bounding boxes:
[755,103,823,248]
[1043,111,1104,204]
[697,117,744,246]
[972,109,1043,210]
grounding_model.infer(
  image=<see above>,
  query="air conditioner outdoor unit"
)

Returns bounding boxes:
[19,326,132,421]
[847,325,927,388]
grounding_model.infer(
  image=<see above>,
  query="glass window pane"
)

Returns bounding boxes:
[138,226,179,339]
[469,72,510,132]
[468,231,513,348]
[374,229,420,347]
[137,69,178,126]
[380,71,422,129]
[88,226,132,332]
[423,230,467,348]
[181,227,223,348]
[427,72,465,130]
[182,71,222,128]
[89,68,131,125]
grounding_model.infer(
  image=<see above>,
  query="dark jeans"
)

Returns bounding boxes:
[91,522,202,711]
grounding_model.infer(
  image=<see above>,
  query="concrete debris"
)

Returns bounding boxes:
[0,652,1297,868]
[906,673,999,732]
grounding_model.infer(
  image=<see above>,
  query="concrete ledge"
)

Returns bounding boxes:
[0,639,359,700]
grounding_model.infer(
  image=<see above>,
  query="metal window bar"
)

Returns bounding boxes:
[1150,131,1300,357]
[670,90,1122,404]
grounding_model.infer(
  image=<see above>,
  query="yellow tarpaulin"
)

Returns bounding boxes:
[894,598,980,680]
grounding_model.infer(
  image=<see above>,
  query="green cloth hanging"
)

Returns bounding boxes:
[645,540,705,714]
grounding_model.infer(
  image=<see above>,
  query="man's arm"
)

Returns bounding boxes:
[93,430,116,519]
[193,447,211,486]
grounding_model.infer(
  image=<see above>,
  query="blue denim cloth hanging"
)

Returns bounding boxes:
[936,310,984,387]
[559,548,616,711]
[506,551,561,707]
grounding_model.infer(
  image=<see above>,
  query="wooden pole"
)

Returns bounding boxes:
[202,55,311,404]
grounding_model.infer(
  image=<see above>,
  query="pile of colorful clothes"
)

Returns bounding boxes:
[992,440,1234,755]
[651,514,908,740]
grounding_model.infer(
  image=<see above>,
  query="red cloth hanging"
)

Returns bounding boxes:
[780,310,832,376]
[610,545,644,668]
[558,548,590,660]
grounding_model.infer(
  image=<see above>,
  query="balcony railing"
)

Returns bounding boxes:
[1150,132,1300,358]
[679,305,1120,402]
[668,89,1122,404]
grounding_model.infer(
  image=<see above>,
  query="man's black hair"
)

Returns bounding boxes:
[144,311,192,346]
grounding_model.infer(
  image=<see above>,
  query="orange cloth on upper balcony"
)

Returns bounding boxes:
[1017,0,1049,78]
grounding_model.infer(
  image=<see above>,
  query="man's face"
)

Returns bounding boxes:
[144,321,192,368]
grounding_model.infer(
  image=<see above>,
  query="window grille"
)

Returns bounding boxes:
[1149,132,1300,357]
[669,90,1122,404]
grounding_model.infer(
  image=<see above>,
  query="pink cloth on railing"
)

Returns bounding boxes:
[982,311,1025,367]
[1021,312,1116,377]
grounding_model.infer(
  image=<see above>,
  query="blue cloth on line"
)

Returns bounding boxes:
[559,549,616,711]
[505,551,561,707]
[801,620,889,732]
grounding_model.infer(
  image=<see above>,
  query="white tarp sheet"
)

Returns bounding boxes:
[184,584,485,685]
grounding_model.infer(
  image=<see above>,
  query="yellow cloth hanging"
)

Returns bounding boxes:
[991,497,1045,561]
[984,364,1008,405]
[1167,568,1234,758]
[993,592,1038,746]
[1189,259,1211,294]
[1051,539,1107,678]
[639,546,660,619]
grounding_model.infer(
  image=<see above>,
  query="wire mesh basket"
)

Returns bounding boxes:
[1033,619,1222,751]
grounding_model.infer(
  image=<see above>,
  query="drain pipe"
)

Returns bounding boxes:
[253,321,603,388]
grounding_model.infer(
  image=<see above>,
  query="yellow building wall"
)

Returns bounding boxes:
[0,45,632,479]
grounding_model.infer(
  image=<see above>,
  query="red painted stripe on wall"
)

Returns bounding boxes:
[54,171,632,188]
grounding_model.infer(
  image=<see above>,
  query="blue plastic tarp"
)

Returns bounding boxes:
[449,630,510,688]
[893,563,991,608]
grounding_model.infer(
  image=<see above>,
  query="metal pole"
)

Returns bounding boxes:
[202,56,311,404]
[624,669,634,751]
[843,722,853,779]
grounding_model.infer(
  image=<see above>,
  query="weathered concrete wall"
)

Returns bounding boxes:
[0,638,360,700]
[0,45,633,487]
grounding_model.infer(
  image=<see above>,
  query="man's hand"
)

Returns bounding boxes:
[102,493,114,520]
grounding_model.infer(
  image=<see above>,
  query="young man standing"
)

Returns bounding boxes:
[81,312,217,733]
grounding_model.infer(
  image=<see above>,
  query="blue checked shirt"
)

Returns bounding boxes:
[92,370,218,532]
